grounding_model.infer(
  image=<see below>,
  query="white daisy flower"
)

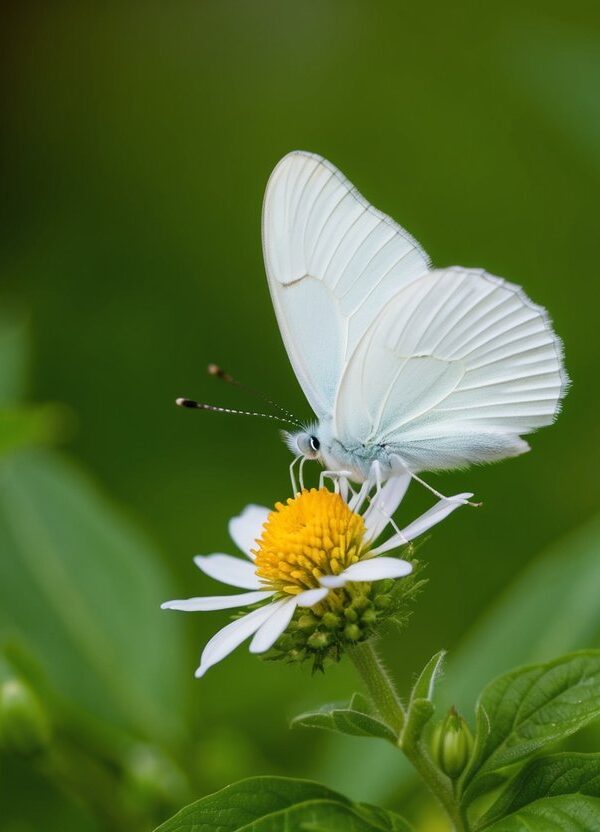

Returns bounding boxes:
[162,472,472,677]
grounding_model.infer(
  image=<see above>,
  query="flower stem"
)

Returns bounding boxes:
[349,640,467,832]
[348,641,404,735]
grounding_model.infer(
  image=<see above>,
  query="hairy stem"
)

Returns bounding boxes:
[349,640,467,832]
[348,641,404,734]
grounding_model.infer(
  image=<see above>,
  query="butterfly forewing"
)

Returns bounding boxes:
[262,151,431,418]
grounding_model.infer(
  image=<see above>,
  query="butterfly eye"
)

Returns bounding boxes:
[309,436,320,453]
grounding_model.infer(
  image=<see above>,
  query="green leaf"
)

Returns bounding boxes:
[0,448,187,743]
[478,753,600,829]
[464,651,600,800]
[442,517,600,715]
[401,698,434,748]
[292,701,397,742]
[0,316,30,406]
[409,650,445,703]
[0,405,64,458]
[354,802,415,831]
[153,776,413,831]
[400,651,446,747]
[483,795,600,832]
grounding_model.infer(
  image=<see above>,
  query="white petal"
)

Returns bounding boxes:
[320,557,413,587]
[318,574,348,589]
[194,554,262,589]
[296,587,329,606]
[195,602,280,677]
[228,504,270,559]
[161,590,273,612]
[249,598,297,653]
[363,473,411,541]
[371,493,474,555]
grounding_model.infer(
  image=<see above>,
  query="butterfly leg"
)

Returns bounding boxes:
[319,469,353,493]
[298,456,308,492]
[363,464,413,547]
[289,455,302,495]
[348,478,372,513]
[409,470,481,508]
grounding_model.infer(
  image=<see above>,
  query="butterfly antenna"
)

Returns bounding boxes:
[207,363,303,428]
[175,398,301,428]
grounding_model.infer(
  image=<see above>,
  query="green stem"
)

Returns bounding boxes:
[349,640,468,832]
[400,739,467,831]
[348,641,404,734]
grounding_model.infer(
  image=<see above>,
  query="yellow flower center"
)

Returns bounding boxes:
[253,488,366,596]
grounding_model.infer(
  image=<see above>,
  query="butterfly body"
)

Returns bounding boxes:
[263,152,568,484]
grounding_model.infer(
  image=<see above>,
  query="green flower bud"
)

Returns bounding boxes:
[344,623,362,642]
[307,631,330,649]
[297,613,318,631]
[374,594,392,610]
[0,679,51,756]
[322,612,341,629]
[432,707,473,779]
[360,608,378,625]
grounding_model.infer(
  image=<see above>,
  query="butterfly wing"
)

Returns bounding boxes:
[334,267,568,472]
[262,151,431,419]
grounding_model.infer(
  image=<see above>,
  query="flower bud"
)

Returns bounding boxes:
[0,679,51,756]
[432,707,472,779]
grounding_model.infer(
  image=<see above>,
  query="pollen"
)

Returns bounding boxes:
[253,489,366,595]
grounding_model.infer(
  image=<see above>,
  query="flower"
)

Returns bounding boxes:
[162,473,472,677]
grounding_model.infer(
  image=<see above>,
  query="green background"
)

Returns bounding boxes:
[1,2,599,830]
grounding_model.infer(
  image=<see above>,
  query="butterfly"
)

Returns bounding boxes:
[260,151,568,489]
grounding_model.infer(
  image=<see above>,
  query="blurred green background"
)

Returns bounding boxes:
[1,2,599,829]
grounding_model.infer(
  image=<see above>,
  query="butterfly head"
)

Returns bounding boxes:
[282,425,323,461]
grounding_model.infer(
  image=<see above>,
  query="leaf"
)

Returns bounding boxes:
[354,802,415,831]
[292,701,397,742]
[441,517,600,715]
[318,519,600,805]
[478,753,600,829]
[400,699,434,749]
[0,405,64,458]
[0,448,187,744]
[153,776,414,831]
[349,691,375,715]
[400,651,445,748]
[483,795,600,832]
[409,650,445,704]
[0,316,30,405]
[464,651,600,801]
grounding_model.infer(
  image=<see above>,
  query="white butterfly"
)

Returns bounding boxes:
[262,151,568,487]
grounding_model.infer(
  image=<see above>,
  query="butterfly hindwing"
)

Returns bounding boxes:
[334,267,567,471]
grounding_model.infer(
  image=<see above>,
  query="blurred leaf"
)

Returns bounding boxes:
[463,651,600,802]
[478,753,600,829]
[483,794,600,832]
[0,404,65,457]
[0,316,30,405]
[0,448,187,744]
[292,700,397,743]
[509,24,600,173]
[154,776,413,831]
[443,517,600,713]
